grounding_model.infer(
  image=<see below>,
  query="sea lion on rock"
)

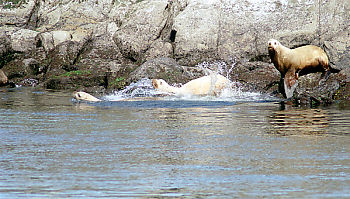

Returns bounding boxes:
[267,39,339,98]
[152,74,231,96]
[73,91,101,102]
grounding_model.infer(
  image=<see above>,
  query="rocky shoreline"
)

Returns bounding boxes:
[0,0,349,106]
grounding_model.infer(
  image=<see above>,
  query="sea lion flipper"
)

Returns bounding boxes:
[284,78,298,99]
[284,71,298,99]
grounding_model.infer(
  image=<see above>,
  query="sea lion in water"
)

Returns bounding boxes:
[73,91,101,102]
[152,74,231,96]
[73,91,163,102]
[267,39,339,98]
[73,74,231,102]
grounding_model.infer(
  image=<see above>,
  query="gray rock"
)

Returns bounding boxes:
[0,0,37,27]
[0,31,12,67]
[23,58,40,75]
[128,57,205,84]
[0,31,11,56]
[3,27,39,53]
[113,0,171,62]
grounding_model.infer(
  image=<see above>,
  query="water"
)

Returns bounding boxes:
[1,86,350,198]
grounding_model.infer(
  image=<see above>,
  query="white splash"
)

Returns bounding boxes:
[103,78,162,101]
[102,76,275,103]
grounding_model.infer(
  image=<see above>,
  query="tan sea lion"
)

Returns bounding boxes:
[152,74,231,96]
[267,39,339,98]
[73,91,101,102]
[0,69,8,86]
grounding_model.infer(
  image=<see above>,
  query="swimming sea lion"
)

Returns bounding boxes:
[73,91,101,102]
[73,74,231,102]
[267,39,339,98]
[73,91,162,102]
[152,74,231,96]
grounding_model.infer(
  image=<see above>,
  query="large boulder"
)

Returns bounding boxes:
[1,27,39,53]
[128,57,205,84]
[112,0,172,62]
[173,0,221,65]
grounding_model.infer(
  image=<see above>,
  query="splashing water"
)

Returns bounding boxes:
[102,75,276,103]
[102,60,277,102]
[103,78,163,101]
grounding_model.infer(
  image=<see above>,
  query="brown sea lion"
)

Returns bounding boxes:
[152,74,231,96]
[267,39,339,98]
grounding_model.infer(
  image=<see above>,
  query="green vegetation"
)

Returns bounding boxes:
[0,0,26,9]
[57,70,91,78]
[110,77,126,89]
[0,51,15,68]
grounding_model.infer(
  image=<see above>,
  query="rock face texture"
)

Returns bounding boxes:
[0,0,349,104]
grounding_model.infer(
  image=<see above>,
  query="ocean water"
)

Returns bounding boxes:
[0,86,350,198]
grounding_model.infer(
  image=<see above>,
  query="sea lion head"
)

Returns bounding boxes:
[73,91,88,101]
[152,79,168,89]
[267,39,280,52]
[152,79,176,94]
[73,91,100,102]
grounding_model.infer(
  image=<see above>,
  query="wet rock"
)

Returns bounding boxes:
[0,69,8,86]
[0,31,11,55]
[229,61,281,95]
[287,68,350,106]
[23,58,41,75]
[44,70,107,91]
[128,57,205,84]
[2,58,28,81]
[19,78,39,87]
[0,31,12,67]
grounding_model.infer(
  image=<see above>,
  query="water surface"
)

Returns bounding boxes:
[0,87,350,198]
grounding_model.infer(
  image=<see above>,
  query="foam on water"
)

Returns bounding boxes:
[103,78,162,101]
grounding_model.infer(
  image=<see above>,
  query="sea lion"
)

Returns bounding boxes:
[152,74,231,96]
[73,91,162,102]
[73,74,231,102]
[73,91,101,102]
[0,69,8,86]
[267,39,339,98]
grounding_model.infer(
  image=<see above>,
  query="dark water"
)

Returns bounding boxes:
[1,88,350,198]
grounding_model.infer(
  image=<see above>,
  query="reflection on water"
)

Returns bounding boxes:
[269,108,330,135]
[268,104,350,136]
[0,88,350,198]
